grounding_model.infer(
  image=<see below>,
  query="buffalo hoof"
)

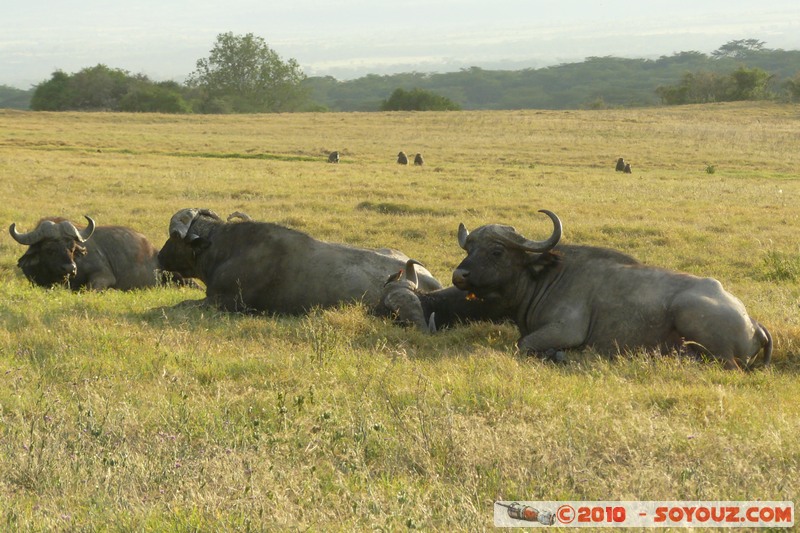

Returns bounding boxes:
[534,349,567,365]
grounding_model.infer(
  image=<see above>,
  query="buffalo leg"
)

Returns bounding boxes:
[88,272,117,290]
[517,324,585,361]
[172,297,210,309]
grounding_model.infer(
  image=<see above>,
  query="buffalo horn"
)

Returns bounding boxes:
[76,216,95,242]
[458,210,562,253]
[516,209,562,252]
[494,210,561,252]
[169,208,200,239]
[402,259,422,288]
[9,220,60,245]
[55,217,95,243]
[227,211,252,222]
[428,312,437,334]
[169,208,222,239]
[9,216,94,245]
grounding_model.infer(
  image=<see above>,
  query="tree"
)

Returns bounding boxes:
[785,72,800,102]
[656,71,728,104]
[30,65,191,112]
[381,88,461,111]
[0,85,34,110]
[656,67,773,105]
[31,65,131,111]
[712,39,766,59]
[119,82,191,113]
[68,64,131,109]
[189,32,308,113]
[30,70,74,110]
[727,67,772,100]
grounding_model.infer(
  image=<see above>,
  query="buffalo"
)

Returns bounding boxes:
[451,210,772,370]
[327,151,340,163]
[397,151,409,165]
[615,157,626,171]
[380,259,510,331]
[10,216,188,290]
[158,208,443,313]
[413,153,424,166]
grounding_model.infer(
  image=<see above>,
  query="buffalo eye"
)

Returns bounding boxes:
[491,247,504,258]
[189,236,211,251]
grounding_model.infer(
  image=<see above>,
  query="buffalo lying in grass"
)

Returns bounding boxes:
[451,209,772,369]
[10,216,190,290]
[158,208,443,314]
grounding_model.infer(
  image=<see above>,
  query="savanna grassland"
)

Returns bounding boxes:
[1,103,799,530]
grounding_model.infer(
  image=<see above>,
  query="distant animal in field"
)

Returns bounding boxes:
[615,158,626,171]
[623,163,632,174]
[10,216,191,290]
[413,153,424,166]
[327,151,339,163]
[379,259,510,332]
[452,209,772,370]
[157,208,443,314]
[397,151,409,165]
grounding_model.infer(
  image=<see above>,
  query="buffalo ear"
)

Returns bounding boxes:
[18,250,40,269]
[188,235,211,251]
[457,223,469,250]
[525,251,561,275]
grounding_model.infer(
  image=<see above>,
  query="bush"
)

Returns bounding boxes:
[381,88,461,111]
[119,85,191,113]
[31,65,193,113]
[657,67,772,105]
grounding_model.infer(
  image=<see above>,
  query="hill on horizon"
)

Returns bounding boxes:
[3,43,799,111]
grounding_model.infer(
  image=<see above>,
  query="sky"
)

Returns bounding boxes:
[2,1,799,89]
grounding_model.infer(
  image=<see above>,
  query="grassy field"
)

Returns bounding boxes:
[1,103,799,530]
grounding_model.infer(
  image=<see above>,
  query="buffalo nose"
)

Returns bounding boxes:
[452,268,469,286]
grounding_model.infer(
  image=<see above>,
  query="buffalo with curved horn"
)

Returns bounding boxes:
[158,208,443,313]
[10,216,191,290]
[452,209,772,370]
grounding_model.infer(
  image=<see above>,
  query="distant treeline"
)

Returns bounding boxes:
[0,85,35,109]
[2,39,799,112]
[305,45,800,110]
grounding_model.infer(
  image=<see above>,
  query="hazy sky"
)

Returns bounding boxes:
[2,1,799,89]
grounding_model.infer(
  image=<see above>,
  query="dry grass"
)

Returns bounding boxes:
[0,103,799,530]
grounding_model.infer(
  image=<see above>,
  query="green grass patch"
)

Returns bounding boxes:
[760,249,800,282]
